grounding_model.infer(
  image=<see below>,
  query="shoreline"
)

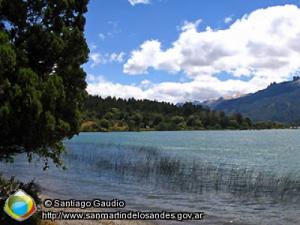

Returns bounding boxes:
[79,127,297,133]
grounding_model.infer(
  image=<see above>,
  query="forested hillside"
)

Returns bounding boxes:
[213,78,300,124]
[81,96,286,132]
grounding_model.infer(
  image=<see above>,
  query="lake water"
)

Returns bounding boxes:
[1,130,300,224]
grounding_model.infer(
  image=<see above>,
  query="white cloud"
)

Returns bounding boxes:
[87,75,259,103]
[224,16,233,24]
[90,53,106,67]
[87,75,147,100]
[181,19,202,31]
[123,5,300,99]
[110,52,125,63]
[128,0,150,6]
[90,52,126,67]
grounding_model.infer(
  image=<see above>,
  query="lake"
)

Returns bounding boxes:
[1,130,300,224]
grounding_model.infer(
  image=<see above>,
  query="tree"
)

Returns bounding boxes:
[0,0,89,166]
[171,116,185,124]
[153,114,163,126]
[187,115,203,129]
[82,96,286,132]
[98,119,109,131]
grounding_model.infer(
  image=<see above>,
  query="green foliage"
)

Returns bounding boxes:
[253,121,287,129]
[0,0,89,165]
[81,96,284,132]
[98,119,110,131]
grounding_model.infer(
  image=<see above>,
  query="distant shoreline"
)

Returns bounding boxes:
[79,127,296,133]
[82,96,290,133]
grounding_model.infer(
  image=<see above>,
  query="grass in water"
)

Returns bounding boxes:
[65,143,300,202]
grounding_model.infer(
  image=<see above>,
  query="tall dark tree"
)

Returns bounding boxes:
[0,0,89,166]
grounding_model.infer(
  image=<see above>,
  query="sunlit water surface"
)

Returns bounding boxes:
[1,130,300,224]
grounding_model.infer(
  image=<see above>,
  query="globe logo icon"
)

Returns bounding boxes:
[4,189,37,221]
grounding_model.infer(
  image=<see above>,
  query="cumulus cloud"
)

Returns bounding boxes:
[124,5,300,91]
[88,5,300,103]
[87,75,146,100]
[87,74,260,103]
[128,0,150,6]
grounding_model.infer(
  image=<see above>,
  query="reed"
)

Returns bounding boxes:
[65,143,300,202]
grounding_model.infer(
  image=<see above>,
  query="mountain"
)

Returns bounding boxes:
[201,97,229,109]
[211,77,300,124]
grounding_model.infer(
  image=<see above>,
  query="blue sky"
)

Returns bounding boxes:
[83,0,300,103]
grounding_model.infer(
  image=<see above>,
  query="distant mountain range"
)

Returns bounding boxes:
[202,77,300,124]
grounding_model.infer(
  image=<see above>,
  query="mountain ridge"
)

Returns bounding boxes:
[209,77,300,124]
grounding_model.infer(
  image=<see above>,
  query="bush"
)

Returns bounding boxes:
[99,119,110,129]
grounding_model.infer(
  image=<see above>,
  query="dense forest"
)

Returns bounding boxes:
[81,95,287,132]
